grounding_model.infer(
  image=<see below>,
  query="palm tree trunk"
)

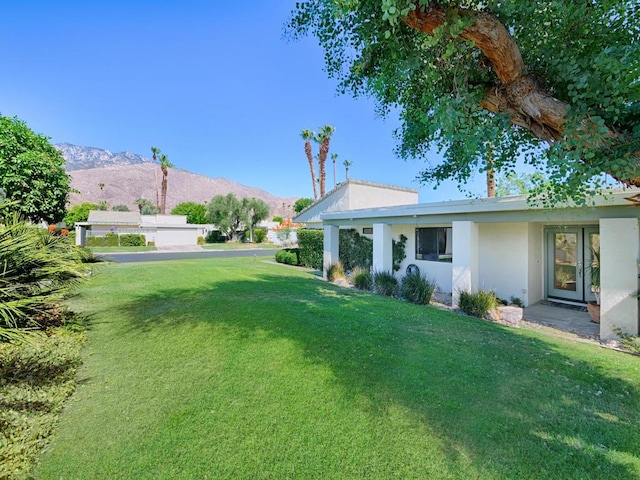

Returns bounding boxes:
[305,140,318,200]
[318,138,330,197]
[160,167,168,214]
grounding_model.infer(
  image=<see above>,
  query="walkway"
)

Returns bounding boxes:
[523,302,599,340]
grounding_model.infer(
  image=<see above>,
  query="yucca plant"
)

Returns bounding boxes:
[400,271,436,305]
[351,266,372,291]
[326,260,346,282]
[0,210,95,340]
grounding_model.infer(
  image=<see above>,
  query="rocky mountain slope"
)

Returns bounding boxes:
[59,144,297,216]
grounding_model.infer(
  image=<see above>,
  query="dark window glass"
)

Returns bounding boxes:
[362,227,373,235]
[415,227,452,262]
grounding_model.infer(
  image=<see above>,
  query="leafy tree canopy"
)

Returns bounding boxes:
[495,172,548,197]
[206,194,248,241]
[171,201,208,224]
[0,115,71,222]
[64,203,98,228]
[294,197,314,214]
[112,204,130,212]
[287,1,639,205]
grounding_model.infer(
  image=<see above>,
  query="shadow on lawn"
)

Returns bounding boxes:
[114,272,640,479]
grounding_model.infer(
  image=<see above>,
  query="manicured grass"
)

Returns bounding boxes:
[89,246,157,253]
[201,242,279,250]
[36,258,640,479]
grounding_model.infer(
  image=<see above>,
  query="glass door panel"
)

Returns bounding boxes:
[547,228,584,301]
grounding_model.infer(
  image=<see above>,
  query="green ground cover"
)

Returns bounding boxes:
[35,258,640,479]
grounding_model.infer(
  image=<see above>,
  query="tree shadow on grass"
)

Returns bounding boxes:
[110,272,640,479]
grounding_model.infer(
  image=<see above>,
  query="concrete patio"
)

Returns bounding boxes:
[524,302,599,340]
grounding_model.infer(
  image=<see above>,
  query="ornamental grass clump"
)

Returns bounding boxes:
[372,270,398,297]
[400,271,436,305]
[326,261,346,282]
[351,267,372,291]
[458,290,498,318]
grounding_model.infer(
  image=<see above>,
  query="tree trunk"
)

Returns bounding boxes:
[160,167,168,214]
[318,138,330,197]
[404,6,640,187]
[305,140,318,200]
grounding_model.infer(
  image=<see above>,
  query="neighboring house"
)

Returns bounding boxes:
[75,211,210,247]
[320,190,640,341]
[294,179,419,228]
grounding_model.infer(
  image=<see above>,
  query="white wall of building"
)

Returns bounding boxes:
[478,223,529,304]
[348,183,419,210]
[527,223,544,306]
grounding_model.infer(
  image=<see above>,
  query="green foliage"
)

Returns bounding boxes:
[352,266,372,291]
[205,230,225,243]
[119,234,146,247]
[275,249,298,265]
[246,198,270,242]
[134,198,155,213]
[326,261,346,282]
[293,197,314,213]
[0,115,71,223]
[495,172,548,197]
[615,329,640,355]
[171,201,207,224]
[96,201,109,211]
[111,204,130,212]
[0,212,94,336]
[372,270,398,297]
[64,202,98,228]
[141,204,159,215]
[297,228,324,269]
[197,236,205,245]
[400,271,436,305]
[392,234,407,272]
[287,1,640,204]
[458,290,499,318]
[509,296,524,307]
[339,228,372,272]
[0,329,84,479]
[253,228,267,243]
[86,233,119,247]
[272,216,283,224]
[206,193,248,241]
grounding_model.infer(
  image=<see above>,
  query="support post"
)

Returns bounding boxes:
[373,223,393,273]
[323,225,339,278]
[452,221,479,307]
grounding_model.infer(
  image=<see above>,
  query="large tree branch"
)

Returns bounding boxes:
[404,4,640,187]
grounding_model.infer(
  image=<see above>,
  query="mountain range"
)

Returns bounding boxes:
[55,143,297,216]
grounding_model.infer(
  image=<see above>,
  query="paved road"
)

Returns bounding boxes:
[99,248,278,263]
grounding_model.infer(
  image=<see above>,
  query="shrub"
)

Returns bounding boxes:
[197,236,205,245]
[339,229,372,272]
[253,228,266,243]
[272,216,283,224]
[509,295,524,307]
[392,234,408,272]
[326,261,346,282]
[372,270,398,297]
[206,230,225,243]
[275,250,298,265]
[400,272,436,305]
[297,229,323,269]
[351,267,372,291]
[615,329,640,355]
[458,290,498,318]
[119,234,145,247]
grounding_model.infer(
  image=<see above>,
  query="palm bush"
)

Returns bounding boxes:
[372,270,398,297]
[400,272,436,305]
[0,211,95,340]
[351,267,372,291]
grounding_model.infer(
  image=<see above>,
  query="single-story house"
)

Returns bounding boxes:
[294,179,419,228]
[75,211,209,247]
[320,190,640,341]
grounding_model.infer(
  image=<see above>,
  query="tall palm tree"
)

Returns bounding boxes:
[159,154,174,214]
[315,125,335,197]
[151,146,161,209]
[331,153,338,188]
[486,143,496,197]
[343,159,352,180]
[300,129,318,200]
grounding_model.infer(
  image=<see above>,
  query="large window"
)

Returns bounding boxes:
[415,227,453,262]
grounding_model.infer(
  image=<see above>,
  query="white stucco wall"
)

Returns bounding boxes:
[152,228,199,247]
[478,223,529,304]
[393,224,453,294]
[348,183,419,210]
[527,223,544,306]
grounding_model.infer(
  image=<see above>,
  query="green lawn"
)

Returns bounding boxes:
[36,258,640,479]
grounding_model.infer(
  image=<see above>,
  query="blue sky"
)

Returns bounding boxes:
[0,1,488,201]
